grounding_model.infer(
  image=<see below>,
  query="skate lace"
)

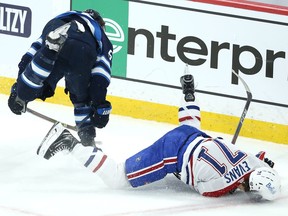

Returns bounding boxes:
[51,145,70,157]
[49,133,74,156]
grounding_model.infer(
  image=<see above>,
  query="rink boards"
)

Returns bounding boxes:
[0,0,287,144]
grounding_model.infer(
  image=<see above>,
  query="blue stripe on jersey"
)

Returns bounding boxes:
[84,147,98,167]
[179,105,200,112]
[20,73,43,89]
[74,106,92,126]
[55,11,102,48]
[26,37,43,57]
[31,60,51,79]
[84,155,95,167]
[96,55,111,69]
[184,138,207,185]
[91,66,111,83]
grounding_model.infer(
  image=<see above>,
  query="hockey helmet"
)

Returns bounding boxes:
[84,9,105,28]
[249,167,281,201]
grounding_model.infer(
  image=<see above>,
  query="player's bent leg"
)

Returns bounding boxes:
[71,145,130,189]
[124,125,196,187]
[37,122,130,189]
[178,100,201,129]
[178,64,201,128]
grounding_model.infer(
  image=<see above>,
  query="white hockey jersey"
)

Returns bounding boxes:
[180,136,269,197]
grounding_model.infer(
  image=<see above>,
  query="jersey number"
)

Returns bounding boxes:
[198,139,246,175]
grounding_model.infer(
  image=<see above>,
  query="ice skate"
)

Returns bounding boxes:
[180,64,195,102]
[45,22,72,52]
[37,122,80,160]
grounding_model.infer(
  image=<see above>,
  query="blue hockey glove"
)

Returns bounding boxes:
[18,53,32,74]
[8,83,27,115]
[37,81,55,101]
[91,101,112,128]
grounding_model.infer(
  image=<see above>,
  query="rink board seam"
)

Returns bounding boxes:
[0,76,287,144]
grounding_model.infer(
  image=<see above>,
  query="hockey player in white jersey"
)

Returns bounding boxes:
[37,65,281,201]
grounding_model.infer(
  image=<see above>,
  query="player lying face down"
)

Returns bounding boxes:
[37,65,281,201]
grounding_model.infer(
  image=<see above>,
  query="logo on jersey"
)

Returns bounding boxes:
[104,18,124,54]
[0,3,32,37]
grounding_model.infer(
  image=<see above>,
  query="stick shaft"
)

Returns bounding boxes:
[231,70,253,144]
[26,108,103,145]
[26,108,77,131]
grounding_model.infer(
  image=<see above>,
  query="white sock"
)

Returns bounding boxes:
[71,144,131,189]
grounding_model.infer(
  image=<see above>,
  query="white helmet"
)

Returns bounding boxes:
[249,167,281,201]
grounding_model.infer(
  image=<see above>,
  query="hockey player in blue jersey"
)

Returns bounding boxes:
[8,9,113,147]
[37,65,281,201]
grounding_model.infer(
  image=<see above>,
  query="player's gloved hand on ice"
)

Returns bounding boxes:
[8,83,27,115]
[264,158,275,168]
[77,125,96,146]
[91,100,112,128]
[255,151,274,168]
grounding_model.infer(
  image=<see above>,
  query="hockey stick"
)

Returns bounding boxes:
[26,107,77,131]
[27,107,103,144]
[231,70,253,144]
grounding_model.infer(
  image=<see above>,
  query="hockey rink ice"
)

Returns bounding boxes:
[0,94,287,216]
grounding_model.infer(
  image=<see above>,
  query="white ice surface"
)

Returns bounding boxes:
[0,94,287,216]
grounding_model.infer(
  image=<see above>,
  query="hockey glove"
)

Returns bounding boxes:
[91,101,112,128]
[8,83,27,115]
[18,53,32,74]
[38,81,55,101]
[77,125,96,146]
[255,151,274,168]
[264,158,275,168]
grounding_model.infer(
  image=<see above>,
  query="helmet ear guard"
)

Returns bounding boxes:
[84,9,105,28]
[249,167,281,201]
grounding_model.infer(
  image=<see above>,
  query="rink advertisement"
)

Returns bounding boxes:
[72,0,129,78]
[72,0,288,108]
[0,0,70,78]
[0,3,32,38]
[70,0,287,143]
[0,0,287,144]
[125,0,288,143]
[125,0,288,107]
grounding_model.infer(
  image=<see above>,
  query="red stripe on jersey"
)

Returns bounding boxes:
[92,155,107,173]
[189,157,194,186]
[127,157,177,179]
[179,116,201,122]
[164,157,178,164]
[257,151,266,160]
[127,162,164,179]
[202,172,251,197]
[179,116,193,122]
